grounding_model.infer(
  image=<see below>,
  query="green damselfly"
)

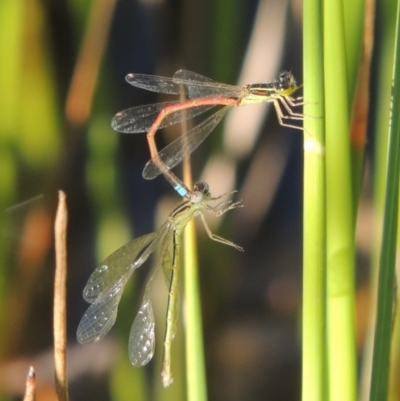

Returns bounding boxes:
[77,182,243,386]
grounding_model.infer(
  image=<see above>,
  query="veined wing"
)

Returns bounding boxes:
[77,278,125,343]
[128,230,174,367]
[161,241,173,285]
[111,102,215,134]
[126,70,242,100]
[143,105,231,179]
[128,292,155,366]
[82,231,160,303]
[77,226,171,344]
[173,70,243,99]
[126,73,185,95]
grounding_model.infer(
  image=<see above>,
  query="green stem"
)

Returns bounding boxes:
[302,0,327,400]
[184,221,207,401]
[370,1,400,399]
[324,1,357,400]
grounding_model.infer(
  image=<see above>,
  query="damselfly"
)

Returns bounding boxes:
[111,69,304,198]
[77,182,243,387]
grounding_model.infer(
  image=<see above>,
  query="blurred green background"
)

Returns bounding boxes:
[0,0,390,400]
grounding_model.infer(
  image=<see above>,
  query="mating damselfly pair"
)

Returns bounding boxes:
[77,70,304,386]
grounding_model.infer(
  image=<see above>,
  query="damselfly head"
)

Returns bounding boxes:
[275,71,300,96]
[193,181,209,194]
[190,182,210,203]
[246,71,301,101]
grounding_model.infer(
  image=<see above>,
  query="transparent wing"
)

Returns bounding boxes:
[173,69,242,99]
[142,105,231,179]
[77,225,171,344]
[161,243,173,284]
[111,102,215,134]
[82,230,161,303]
[128,291,155,366]
[125,70,242,100]
[77,279,125,343]
[125,73,184,95]
[128,229,174,366]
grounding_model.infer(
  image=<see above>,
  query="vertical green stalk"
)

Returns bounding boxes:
[324,1,357,401]
[184,221,207,401]
[370,1,400,399]
[360,1,396,400]
[180,89,207,401]
[302,0,327,400]
[0,0,22,352]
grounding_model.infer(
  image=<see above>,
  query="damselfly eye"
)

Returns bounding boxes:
[193,181,210,195]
